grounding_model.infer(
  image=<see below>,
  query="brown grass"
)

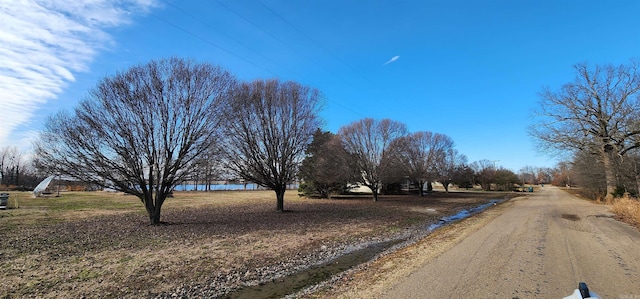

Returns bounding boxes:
[561,187,640,230]
[0,189,503,298]
[612,197,640,228]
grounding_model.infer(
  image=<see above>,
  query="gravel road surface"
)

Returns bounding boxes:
[380,186,640,298]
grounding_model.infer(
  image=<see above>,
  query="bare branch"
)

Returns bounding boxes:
[530,60,640,196]
[222,79,322,211]
[338,118,408,201]
[34,57,235,224]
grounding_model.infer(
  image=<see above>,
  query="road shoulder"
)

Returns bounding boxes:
[311,196,523,299]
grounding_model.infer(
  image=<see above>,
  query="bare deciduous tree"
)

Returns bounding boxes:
[389,131,454,196]
[35,57,235,224]
[471,159,497,191]
[552,161,573,187]
[435,149,467,192]
[617,151,640,195]
[570,149,607,198]
[222,79,322,212]
[192,147,227,191]
[0,147,24,187]
[518,166,537,185]
[339,118,407,201]
[536,167,554,185]
[530,60,640,198]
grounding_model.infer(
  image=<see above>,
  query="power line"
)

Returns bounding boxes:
[149,1,366,120]
[149,9,283,78]
[213,0,330,74]
[161,0,307,80]
[212,0,365,117]
[214,1,363,90]
[256,0,378,87]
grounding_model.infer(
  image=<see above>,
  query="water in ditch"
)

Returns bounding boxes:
[223,238,405,299]
[223,199,503,299]
[425,199,501,232]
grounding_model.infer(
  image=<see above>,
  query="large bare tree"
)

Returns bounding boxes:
[339,118,407,201]
[388,131,454,196]
[222,79,322,212]
[35,57,235,224]
[530,60,640,198]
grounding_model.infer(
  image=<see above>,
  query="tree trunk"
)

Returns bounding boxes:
[145,201,158,225]
[146,202,160,225]
[418,180,424,197]
[150,205,162,225]
[143,192,164,225]
[275,187,286,212]
[602,150,617,201]
[369,182,379,201]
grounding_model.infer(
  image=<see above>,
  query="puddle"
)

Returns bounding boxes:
[224,239,405,299]
[223,199,503,298]
[426,200,501,231]
[561,213,580,221]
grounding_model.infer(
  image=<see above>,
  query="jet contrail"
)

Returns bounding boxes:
[383,55,400,65]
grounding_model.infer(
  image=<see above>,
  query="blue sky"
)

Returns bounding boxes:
[2,0,640,172]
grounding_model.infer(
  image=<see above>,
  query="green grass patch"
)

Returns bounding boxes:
[0,191,144,229]
[76,269,102,281]
[2,191,140,211]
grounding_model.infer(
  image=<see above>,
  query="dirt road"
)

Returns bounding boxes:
[374,187,640,298]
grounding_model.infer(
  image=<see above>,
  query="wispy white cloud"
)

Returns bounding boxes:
[383,55,400,66]
[0,0,156,149]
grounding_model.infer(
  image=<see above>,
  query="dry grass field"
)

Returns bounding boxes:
[0,190,506,298]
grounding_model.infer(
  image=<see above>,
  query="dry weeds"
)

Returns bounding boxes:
[612,197,640,228]
[0,190,502,298]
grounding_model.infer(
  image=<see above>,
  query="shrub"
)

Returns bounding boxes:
[612,186,627,198]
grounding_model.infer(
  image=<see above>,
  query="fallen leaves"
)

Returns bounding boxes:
[0,190,500,298]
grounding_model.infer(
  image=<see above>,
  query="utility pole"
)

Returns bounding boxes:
[57,172,60,197]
